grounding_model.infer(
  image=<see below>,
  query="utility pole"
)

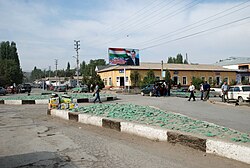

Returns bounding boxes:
[55,59,58,85]
[74,40,80,86]
[49,66,51,80]
[161,60,163,80]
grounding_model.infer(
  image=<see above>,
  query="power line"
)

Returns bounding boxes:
[98,0,183,45]
[141,16,250,50]
[110,0,178,35]
[90,0,201,47]
[85,0,159,45]
[135,1,250,46]
[130,0,201,35]
[103,0,161,34]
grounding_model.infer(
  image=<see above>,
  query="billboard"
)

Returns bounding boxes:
[108,48,140,66]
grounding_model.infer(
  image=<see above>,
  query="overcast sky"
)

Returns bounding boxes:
[0,0,250,71]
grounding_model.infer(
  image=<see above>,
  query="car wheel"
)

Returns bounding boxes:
[149,92,153,97]
[238,97,244,105]
[141,92,144,96]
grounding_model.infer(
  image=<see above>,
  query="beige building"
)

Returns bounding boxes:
[97,63,237,88]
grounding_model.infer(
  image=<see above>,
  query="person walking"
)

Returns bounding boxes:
[188,81,196,101]
[221,81,229,103]
[203,81,211,101]
[93,84,102,103]
[200,83,204,100]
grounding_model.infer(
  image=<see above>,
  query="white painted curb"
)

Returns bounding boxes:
[88,97,107,103]
[51,109,69,120]
[121,122,168,141]
[35,99,49,104]
[206,139,250,164]
[78,113,103,127]
[49,109,250,164]
[4,100,22,105]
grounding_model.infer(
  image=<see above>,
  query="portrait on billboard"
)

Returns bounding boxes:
[108,48,140,66]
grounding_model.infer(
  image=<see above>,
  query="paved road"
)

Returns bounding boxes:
[0,105,249,168]
[115,94,250,134]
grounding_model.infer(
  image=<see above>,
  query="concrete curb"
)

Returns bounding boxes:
[48,109,250,164]
[121,122,168,141]
[0,96,117,105]
[209,100,236,107]
[35,99,49,104]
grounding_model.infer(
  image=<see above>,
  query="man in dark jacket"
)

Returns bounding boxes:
[203,81,211,101]
[126,50,139,65]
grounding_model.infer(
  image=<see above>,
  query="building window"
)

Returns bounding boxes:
[216,76,221,86]
[224,77,228,83]
[126,76,128,82]
[182,77,187,85]
[104,78,107,85]
[108,77,112,86]
[208,77,213,84]
[201,76,205,81]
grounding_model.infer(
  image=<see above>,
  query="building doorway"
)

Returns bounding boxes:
[216,76,220,86]
[120,77,124,86]
[173,76,178,85]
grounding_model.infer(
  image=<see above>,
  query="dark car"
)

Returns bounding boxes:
[18,84,32,93]
[141,80,169,96]
[141,84,155,96]
[0,87,6,95]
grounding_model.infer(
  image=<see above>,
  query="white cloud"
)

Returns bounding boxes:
[0,0,249,71]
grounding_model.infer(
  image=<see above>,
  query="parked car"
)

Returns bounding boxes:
[0,87,6,95]
[72,84,89,93]
[17,83,32,93]
[54,85,67,92]
[6,86,17,94]
[141,80,170,96]
[141,84,155,96]
[210,87,222,97]
[227,85,250,104]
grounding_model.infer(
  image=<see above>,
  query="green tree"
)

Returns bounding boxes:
[130,70,141,87]
[230,79,237,85]
[176,54,183,64]
[167,53,187,64]
[141,69,155,87]
[79,59,107,89]
[80,59,106,77]
[30,66,44,81]
[80,61,86,76]
[191,77,203,90]
[167,57,174,63]
[164,69,171,83]
[67,62,70,71]
[0,41,23,86]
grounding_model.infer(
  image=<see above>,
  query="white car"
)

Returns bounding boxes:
[227,85,250,104]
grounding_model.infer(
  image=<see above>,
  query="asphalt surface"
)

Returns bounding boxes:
[0,104,249,168]
[115,94,250,134]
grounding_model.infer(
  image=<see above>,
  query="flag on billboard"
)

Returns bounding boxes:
[108,48,140,66]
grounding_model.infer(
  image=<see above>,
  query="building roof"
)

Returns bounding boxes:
[97,62,237,72]
[214,57,250,66]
